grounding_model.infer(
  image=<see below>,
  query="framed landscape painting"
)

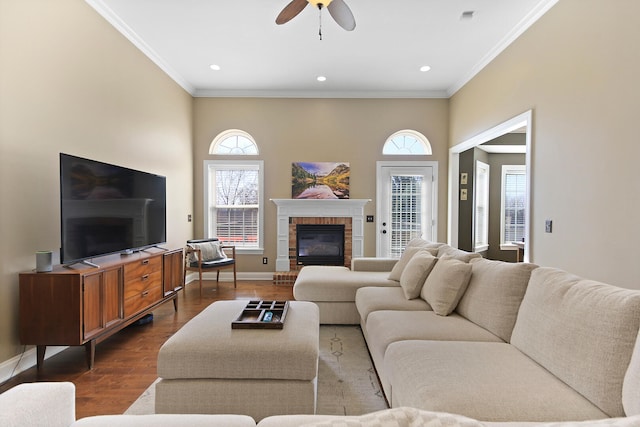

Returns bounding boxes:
[292,162,350,199]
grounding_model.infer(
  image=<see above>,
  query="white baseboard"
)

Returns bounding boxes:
[1,272,278,385]
[184,271,275,283]
[0,345,68,385]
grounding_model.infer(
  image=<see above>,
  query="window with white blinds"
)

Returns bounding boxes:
[501,165,527,249]
[204,160,264,252]
[474,161,490,252]
[390,175,424,257]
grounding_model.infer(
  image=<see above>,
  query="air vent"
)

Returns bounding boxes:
[461,11,475,20]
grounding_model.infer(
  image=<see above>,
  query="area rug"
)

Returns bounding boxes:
[125,325,388,416]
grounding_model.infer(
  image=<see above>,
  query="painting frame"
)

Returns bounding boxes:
[292,162,350,199]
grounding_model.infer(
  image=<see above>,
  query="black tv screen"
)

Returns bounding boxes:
[60,153,167,265]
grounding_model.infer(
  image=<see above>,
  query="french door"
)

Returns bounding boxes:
[376,162,438,257]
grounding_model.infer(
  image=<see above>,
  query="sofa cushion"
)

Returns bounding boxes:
[351,257,398,272]
[436,245,482,262]
[623,327,640,416]
[294,266,399,302]
[384,340,609,422]
[365,310,503,397]
[399,251,437,299]
[420,256,472,316]
[388,247,434,281]
[511,267,640,418]
[455,258,537,342]
[258,412,640,427]
[355,287,431,324]
[74,414,257,427]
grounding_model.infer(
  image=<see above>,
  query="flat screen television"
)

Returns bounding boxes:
[60,153,167,266]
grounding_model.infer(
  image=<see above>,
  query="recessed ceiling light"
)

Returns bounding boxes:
[317,76,327,82]
[420,65,431,72]
[209,64,221,71]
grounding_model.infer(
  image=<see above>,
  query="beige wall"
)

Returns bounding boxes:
[0,0,193,364]
[193,97,449,271]
[450,0,640,289]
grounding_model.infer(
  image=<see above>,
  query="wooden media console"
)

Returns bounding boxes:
[19,248,183,370]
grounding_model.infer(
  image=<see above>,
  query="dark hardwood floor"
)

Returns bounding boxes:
[0,280,293,419]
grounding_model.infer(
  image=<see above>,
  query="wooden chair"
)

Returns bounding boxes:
[184,238,237,297]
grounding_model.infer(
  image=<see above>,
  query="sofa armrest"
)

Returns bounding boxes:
[351,257,398,272]
[0,382,76,427]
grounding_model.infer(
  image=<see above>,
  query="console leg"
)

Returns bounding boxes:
[85,340,96,370]
[36,345,46,371]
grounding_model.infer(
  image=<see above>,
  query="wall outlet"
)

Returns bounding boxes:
[545,219,553,233]
[262,257,268,264]
[366,215,374,222]
[187,214,192,222]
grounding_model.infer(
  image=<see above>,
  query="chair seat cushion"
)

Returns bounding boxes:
[189,258,235,269]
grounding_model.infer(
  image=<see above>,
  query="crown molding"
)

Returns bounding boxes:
[192,89,450,99]
[85,0,195,95]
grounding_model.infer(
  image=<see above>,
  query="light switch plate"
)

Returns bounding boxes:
[460,189,468,201]
[545,219,553,233]
[460,173,468,185]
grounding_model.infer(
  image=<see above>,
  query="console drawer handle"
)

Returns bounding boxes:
[141,274,149,281]
[141,290,149,297]
[142,260,149,265]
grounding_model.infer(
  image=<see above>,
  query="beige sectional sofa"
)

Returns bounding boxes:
[5,238,640,426]
[4,381,640,426]
[295,238,640,424]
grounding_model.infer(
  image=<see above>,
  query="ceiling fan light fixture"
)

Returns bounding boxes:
[317,75,327,82]
[209,64,221,71]
[308,0,333,8]
[420,65,431,72]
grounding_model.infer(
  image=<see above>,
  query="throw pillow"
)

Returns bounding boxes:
[399,252,438,299]
[187,241,225,264]
[299,406,482,427]
[421,256,473,316]
[437,245,482,263]
[388,247,433,281]
[387,247,420,281]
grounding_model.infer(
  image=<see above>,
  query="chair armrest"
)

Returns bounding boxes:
[221,245,236,258]
[351,257,398,272]
[0,382,76,427]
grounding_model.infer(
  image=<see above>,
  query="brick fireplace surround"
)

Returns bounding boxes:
[271,199,370,273]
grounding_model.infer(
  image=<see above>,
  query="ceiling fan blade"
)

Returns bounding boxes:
[276,0,309,25]
[327,0,356,31]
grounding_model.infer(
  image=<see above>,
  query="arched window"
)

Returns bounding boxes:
[210,129,259,155]
[383,130,432,155]
[205,130,263,252]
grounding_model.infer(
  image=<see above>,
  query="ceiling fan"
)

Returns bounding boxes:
[276,0,356,35]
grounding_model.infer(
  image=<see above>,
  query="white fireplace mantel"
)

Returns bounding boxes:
[271,199,371,272]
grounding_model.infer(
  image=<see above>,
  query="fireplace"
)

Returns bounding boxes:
[271,199,370,272]
[296,224,345,266]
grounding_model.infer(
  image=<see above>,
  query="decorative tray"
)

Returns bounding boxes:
[232,300,290,329]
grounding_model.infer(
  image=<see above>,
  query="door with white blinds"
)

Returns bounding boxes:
[377,163,437,257]
[501,165,527,248]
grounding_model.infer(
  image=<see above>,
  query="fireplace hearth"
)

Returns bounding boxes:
[296,224,345,266]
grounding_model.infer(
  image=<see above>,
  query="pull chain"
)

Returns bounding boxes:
[318,4,323,40]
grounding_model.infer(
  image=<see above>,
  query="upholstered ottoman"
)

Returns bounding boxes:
[155,300,319,421]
